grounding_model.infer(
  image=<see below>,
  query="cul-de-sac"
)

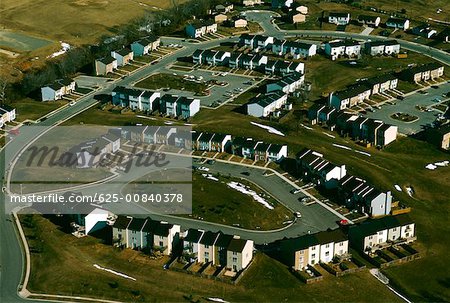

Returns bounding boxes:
[0,0,449,302]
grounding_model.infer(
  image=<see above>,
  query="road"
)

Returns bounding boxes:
[1,9,450,302]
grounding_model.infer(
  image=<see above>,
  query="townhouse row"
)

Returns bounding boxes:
[328,12,410,31]
[0,105,16,128]
[328,73,399,110]
[191,132,288,162]
[112,215,254,272]
[192,48,305,76]
[185,20,218,38]
[61,198,415,274]
[184,229,254,272]
[71,131,121,168]
[119,127,289,163]
[95,36,160,75]
[324,39,401,60]
[297,149,394,216]
[41,78,76,101]
[309,105,398,148]
[239,34,317,59]
[269,213,415,271]
[111,86,200,118]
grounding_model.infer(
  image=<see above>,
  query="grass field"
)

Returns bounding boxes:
[21,214,403,302]
[305,52,440,100]
[0,0,185,47]
[11,98,67,122]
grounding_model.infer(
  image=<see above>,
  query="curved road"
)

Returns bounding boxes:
[1,10,449,303]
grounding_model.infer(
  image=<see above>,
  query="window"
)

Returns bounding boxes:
[393,228,397,232]
[311,253,316,259]
[117,228,122,232]
[339,242,344,246]
[232,252,237,256]
[205,245,209,249]
[325,251,330,257]
[232,257,237,263]
[311,246,316,251]
[204,252,209,257]
[159,235,164,240]
[325,244,330,248]
[159,241,163,247]
[369,235,373,240]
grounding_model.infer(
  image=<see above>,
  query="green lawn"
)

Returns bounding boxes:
[134,73,208,95]
[11,98,67,122]
[21,214,403,303]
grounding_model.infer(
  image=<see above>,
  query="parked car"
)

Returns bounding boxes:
[241,171,250,176]
[198,166,210,172]
[397,95,405,100]
[431,85,439,89]
[206,159,216,165]
[294,212,302,218]
[290,189,301,194]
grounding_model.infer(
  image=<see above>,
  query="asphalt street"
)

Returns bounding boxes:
[1,9,449,303]
[366,83,450,134]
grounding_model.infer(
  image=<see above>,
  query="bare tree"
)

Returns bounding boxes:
[0,78,7,105]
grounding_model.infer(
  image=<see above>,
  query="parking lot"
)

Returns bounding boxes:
[162,67,263,107]
[364,82,450,135]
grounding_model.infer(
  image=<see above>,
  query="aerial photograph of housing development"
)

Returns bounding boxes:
[0,0,449,302]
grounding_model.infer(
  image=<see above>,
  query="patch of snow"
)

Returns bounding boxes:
[207,298,229,303]
[250,122,285,136]
[47,42,70,58]
[93,264,136,281]
[406,186,414,197]
[332,143,352,150]
[300,123,313,130]
[323,132,335,138]
[227,181,274,210]
[354,150,371,157]
[202,173,219,181]
[425,163,437,170]
[434,161,449,167]
[394,185,402,192]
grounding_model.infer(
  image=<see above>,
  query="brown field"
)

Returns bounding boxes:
[0,0,185,46]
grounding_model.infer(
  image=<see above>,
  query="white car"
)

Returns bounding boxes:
[294,212,302,218]
[198,166,210,172]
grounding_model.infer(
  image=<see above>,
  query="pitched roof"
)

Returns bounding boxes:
[184,229,204,242]
[329,12,350,18]
[113,215,132,229]
[127,217,147,231]
[358,15,379,22]
[227,238,250,252]
[314,229,347,244]
[215,233,234,248]
[199,231,220,245]
[350,214,414,237]
[249,91,286,107]
[97,56,117,65]
[143,219,175,236]
[115,48,132,56]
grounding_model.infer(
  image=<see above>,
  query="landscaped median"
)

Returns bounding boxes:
[122,170,293,230]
